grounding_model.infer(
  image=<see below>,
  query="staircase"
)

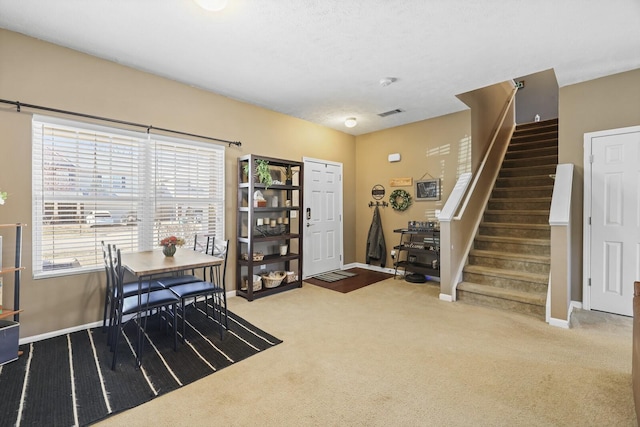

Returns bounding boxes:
[457,118,558,319]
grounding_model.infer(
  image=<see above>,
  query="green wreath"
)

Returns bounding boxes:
[389,189,412,211]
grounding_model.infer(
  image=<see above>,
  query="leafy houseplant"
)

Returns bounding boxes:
[281,166,298,185]
[243,159,273,189]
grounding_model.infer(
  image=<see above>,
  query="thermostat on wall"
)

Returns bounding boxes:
[388,153,401,162]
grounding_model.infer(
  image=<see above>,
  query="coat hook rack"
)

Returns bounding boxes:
[369,201,388,207]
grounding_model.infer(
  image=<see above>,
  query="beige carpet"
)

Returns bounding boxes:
[96,277,635,426]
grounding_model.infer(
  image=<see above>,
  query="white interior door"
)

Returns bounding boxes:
[303,158,343,278]
[586,126,640,316]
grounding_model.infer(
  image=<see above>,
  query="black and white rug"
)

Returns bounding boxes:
[311,270,358,283]
[0,303,281,427]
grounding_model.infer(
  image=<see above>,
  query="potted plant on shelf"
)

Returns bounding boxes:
[243,159,273,189]
[281,166,299,185]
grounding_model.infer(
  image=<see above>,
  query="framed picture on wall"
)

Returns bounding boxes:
[415,179,440,201]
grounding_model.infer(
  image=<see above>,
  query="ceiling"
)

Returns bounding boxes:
[1,1,639,136]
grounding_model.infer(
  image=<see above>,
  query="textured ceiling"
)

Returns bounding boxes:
[1,0,639,135]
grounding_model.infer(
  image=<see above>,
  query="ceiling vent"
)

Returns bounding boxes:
[378,108,404,118]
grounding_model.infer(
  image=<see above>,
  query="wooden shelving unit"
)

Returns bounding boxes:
[0,224,24,320]
[0,223,25,365]
[236,155,303,301]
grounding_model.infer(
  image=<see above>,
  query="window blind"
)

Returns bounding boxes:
[32,115,225,277]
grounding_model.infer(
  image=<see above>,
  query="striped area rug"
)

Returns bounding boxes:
[0,303,281,427]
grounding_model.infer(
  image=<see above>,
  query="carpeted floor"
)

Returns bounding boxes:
[0,303,281,427]
[305,267,393,293]
[94,278,636,426]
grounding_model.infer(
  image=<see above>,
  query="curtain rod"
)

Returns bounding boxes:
[0,98,242,147]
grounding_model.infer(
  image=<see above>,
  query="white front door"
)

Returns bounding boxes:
[585,126,640,316]
[303,158,343,278]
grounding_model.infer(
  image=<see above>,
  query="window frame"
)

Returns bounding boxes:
[31,115,225,279]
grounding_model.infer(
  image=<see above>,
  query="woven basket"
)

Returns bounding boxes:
[241,252,264,261]
[242,274,262,292]
[261,271,286,288]
[285,271,298,283]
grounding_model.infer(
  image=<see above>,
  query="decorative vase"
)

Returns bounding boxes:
[162,245,176,257]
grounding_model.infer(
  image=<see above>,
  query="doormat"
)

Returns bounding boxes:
[311,270,358,283]
[0,304,281,426]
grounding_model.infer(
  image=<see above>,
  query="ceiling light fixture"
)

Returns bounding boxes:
[379,77,397,87]
[194,0,228,12]
[344,117,357,128]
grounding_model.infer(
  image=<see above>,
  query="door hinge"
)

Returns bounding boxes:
[588,278,591,287]
[589,154,594,163]
[588,217,591,225]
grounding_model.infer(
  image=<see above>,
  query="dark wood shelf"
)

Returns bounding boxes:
[236,155,304,301]
[393,228,439,280]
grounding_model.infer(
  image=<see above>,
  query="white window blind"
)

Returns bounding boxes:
[32,115,225,277]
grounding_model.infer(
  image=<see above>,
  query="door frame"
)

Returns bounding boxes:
[582,125,640,311]
[302,157,344,278]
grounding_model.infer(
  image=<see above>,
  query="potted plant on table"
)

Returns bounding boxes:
[160,235,185,257]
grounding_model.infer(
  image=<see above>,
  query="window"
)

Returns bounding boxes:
[32,115,225,277]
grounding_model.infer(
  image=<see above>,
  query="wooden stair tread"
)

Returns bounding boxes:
[484,209,549,215]
[474,234,550,245]
[490,196,551,202]
[480,222,550,230]
[469,249,550,263]
[458,281,546,305]
[463,264,548,282]
[493,184,553,191]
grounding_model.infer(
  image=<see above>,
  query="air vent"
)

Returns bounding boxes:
[378,108,404,118]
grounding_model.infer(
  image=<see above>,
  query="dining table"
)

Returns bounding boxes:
[121,247,224,366]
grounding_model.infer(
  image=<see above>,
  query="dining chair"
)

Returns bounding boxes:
[108,245,180,370]
[100,241,165,335]
[163,239,229,340]
[155,233,214,288]
[209,239,229,330]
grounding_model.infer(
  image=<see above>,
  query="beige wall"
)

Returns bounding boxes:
[559,68,640,302]
[457,81,515,172]
[354,111,471,269]
[0,30,356,337]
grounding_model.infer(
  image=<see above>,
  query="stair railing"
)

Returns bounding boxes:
[547,163,574,328]
[438,85,517,301]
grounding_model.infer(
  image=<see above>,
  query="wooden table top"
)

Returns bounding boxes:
[122,248,223,277]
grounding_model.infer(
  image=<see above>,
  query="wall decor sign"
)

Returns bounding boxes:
[389,177,413,187]
[415,179,440,201]
[371,184,385,200]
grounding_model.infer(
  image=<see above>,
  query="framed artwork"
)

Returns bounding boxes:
[415,179,440,201]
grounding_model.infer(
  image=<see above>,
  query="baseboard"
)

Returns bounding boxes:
[548,317,570,329]
[439,293,453,302]
[20,320,104,345]
[21,292,239,345]
[347,262,397,275]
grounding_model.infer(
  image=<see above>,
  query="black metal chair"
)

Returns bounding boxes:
[108,245,180,370]
[101,241,164,333]
[163,239,229,340]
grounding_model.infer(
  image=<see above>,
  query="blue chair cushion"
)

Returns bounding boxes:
[169,281,222,299]
[158,275,201,288]
[121,289,180,315]
[117,279,165,298]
